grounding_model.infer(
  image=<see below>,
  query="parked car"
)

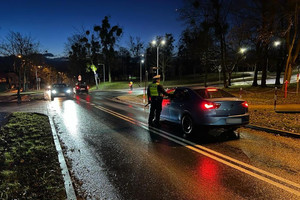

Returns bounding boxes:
[74,82,89,94]
[160,87,249,136]
[50,83,72,101]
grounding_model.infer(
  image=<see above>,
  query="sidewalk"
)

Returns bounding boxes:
[0,90,44,103]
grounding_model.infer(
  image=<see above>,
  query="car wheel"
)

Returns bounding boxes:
[51,96,54,101]
[181,114,194,136]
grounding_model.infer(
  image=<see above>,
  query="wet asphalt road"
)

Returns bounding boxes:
[46,90,300,200]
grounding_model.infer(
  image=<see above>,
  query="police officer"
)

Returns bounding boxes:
[147,75,169,127]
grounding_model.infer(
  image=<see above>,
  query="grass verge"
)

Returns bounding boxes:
[0,113,66,199]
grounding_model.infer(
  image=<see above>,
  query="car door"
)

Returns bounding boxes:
[161,89,174,120]
[168,89,190,123]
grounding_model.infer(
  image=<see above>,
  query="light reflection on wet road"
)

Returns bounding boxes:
[48,91,300,200]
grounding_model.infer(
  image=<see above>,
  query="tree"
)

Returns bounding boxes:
[158,34,175,82]
[279,0,300,88]
[0,31,39,93]
[67,33,88,78]
[179,0,231,87]
[94,16,123,82]
[128,36,144,58]
[81,30,101,88]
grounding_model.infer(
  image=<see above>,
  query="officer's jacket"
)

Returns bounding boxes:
[147,82,168,101]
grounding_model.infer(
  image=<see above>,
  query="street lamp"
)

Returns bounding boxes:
[36,65,42,90]
[238,47,248,72]
[273,40,281,47]
[140,59,144,85]
[239,47,247,54]
[16,54,23,104]
[152,39,166,75]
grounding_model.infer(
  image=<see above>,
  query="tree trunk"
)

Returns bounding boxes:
[228,71,232,86]
[221,34,227,88]
[275,55,285,85]
[261,62,267,87]
[252,64,258,87]
[108,65,111,83]
[23,65,26,92]
[261,49,267,87]
[275,67,281,85]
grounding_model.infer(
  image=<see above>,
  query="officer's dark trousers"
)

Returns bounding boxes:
[148,97,163,125]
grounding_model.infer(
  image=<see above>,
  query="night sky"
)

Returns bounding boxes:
[0,0,184,57]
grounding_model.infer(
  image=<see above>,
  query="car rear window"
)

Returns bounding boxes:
[52,84,67,88]
[194,89,235,99]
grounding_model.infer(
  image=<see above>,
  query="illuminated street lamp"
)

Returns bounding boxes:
[140,59,144,85]
[16,54,23,104]
[152,39,166,75]
[36,66,42,90]
[239,47,247,54]
[273,40,281,47]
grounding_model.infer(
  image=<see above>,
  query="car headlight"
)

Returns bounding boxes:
[51,90,57,94]
[66,89,71,93]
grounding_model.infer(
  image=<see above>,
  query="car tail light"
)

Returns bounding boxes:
[76,86,79,90]
[87,85,89,89]
[242,101,248,108]
[201,101,220,110]
[206,88,218,92]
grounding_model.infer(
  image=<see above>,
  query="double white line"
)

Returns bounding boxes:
[80,99,300,196]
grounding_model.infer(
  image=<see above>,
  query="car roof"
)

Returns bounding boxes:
[176,86,221,90]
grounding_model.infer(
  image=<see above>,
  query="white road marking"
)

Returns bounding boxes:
[79,99,300,196]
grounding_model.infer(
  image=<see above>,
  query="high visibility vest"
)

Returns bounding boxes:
[149,83,159,97]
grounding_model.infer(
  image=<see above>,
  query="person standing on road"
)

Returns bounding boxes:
[147,75,169,127]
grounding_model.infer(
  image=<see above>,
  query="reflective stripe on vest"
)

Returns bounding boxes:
[149,83,159,96]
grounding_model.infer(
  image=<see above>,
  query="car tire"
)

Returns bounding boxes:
[51,96,54,101]
[181,114,194,136]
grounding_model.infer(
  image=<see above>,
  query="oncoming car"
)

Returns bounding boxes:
[50,83,72,101]
[160,87,249,136]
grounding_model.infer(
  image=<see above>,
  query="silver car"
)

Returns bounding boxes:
[50,83,72,101]
[160,87,249,135]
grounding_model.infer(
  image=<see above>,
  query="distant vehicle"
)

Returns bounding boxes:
[74,82,89,94]
[160,87,249,136]
[50,83,72,101]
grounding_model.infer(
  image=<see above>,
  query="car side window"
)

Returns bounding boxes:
[174,89,189,101]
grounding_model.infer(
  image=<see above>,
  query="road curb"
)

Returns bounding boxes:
[246,125,300,139]
[48,116,77,200]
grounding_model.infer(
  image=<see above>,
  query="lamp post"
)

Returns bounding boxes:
[140,59,144,85]
[152,39,166,75]
[17,54,23,104]
[238,47,248,72]
[35,65,42,90]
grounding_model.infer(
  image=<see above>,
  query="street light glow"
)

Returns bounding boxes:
[151,40,157,46]
[141,59,144,63]
[17,54,22,58]
[274,41,281,47]
[239,47,247,54]
[161,40,166,45]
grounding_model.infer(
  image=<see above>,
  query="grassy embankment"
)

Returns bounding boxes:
[0,113,66,199]
[89,72,252,90]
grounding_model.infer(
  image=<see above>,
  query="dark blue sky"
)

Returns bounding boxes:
[0,0,185,57]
